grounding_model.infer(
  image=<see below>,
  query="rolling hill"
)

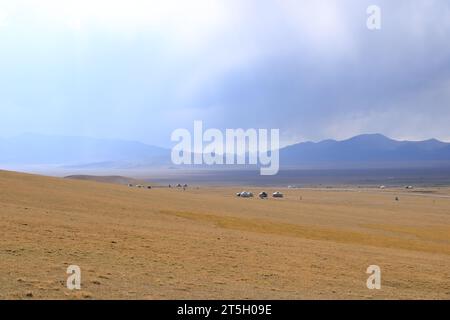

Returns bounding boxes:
[0,169,449,299]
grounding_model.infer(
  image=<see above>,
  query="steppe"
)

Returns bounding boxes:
[0,170,449,299]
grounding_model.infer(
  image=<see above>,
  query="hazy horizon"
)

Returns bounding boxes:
[1,131,450,151]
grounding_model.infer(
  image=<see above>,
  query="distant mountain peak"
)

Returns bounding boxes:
[280,133,450,166]
[343,133,391,142]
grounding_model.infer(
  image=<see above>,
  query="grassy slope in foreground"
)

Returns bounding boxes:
[0,169,449,299]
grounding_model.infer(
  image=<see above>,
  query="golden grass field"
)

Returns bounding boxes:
[0,169,449,299]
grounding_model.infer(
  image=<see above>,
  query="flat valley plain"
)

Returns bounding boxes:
[0,170,449,299]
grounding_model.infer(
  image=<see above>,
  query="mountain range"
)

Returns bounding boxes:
[280,134,450,167]
[1,133,450,169]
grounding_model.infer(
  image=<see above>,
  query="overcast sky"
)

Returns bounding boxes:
[0,0,449,147]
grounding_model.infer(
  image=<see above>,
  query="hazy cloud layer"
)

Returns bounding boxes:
[0,0,449,147]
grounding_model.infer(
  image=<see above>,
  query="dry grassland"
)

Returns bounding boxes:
[0,170,449,299]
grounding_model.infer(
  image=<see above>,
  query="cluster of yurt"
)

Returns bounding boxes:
[128,184,151,189]
[236,191,284,199]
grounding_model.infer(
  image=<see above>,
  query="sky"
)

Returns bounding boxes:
[0,0,449,148]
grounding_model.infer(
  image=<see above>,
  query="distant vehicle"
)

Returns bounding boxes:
[259,192,268,199]
[405,185,413,189]
[379,185,386,189]
[272,191,283,198]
